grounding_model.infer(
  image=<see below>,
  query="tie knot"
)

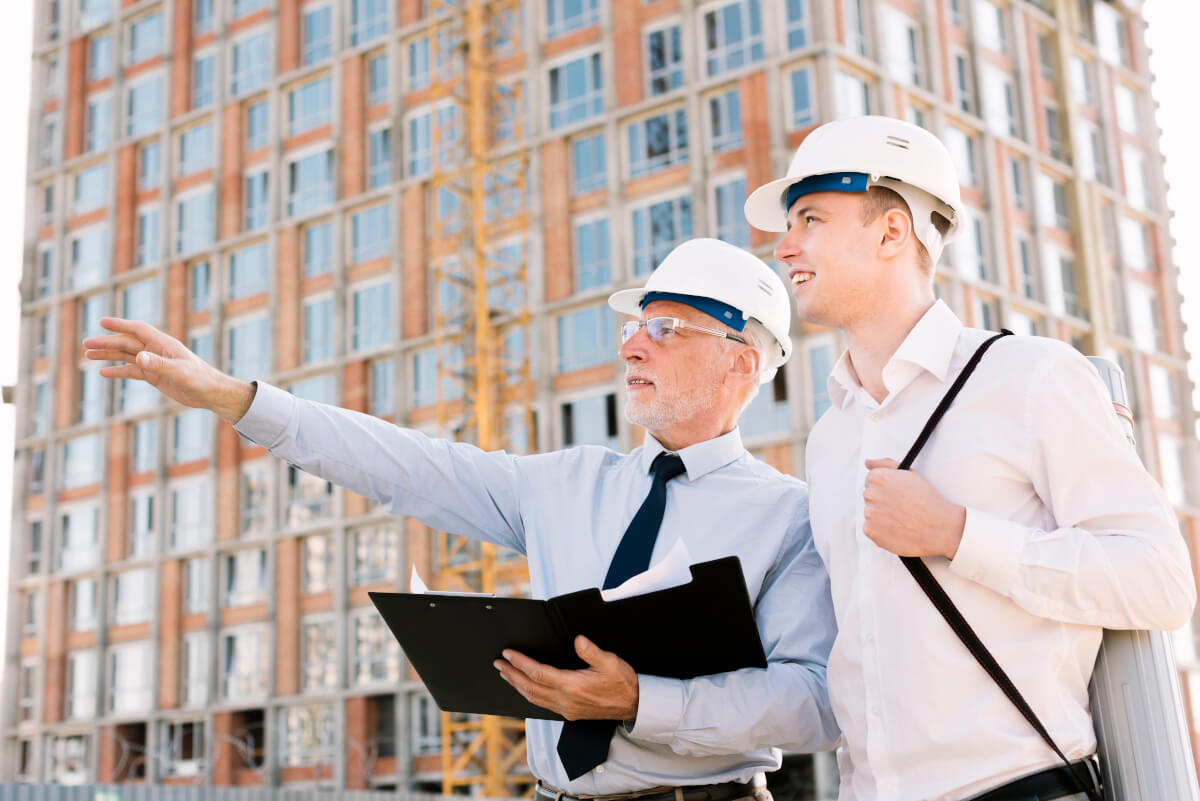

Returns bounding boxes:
[651,452,687,483]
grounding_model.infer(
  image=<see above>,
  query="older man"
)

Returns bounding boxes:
[84,237,838,800]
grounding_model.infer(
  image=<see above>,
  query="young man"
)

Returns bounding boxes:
[83,238,839,798]
[744,116,1195,801]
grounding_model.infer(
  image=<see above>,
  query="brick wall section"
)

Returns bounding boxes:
[400,184,427,337]
[344,695,370,789]
[612,0,644,108]
[166,261,188,342]
[54,298,78,430]
[66,37,86,159]
[219,103,244,240]
[398,0,422,26]
[171,0,194,117]
[114,143,137,275]
[343,360,369,517]
[105,421,129,562]
[276,226,300,372]
[157,558,182,709]
[274,536,300,696]
[740,72,773,249]
[97,725,118,782]
[342,54,366,199]
[278,0,301,75]
[541,139,572,301]
[212,711,236,785]
[42,580,67,723]
[217,422,241,541]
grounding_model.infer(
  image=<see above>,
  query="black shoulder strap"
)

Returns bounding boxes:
[896,330,1102,801]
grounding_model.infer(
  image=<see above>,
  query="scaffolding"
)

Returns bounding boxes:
[425,0,536,796]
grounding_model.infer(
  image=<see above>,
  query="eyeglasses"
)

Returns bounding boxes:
[621,317,747,345]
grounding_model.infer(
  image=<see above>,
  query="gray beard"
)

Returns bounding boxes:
[623,377,721,435]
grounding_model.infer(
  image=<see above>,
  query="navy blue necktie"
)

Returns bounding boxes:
[556,452,687,780]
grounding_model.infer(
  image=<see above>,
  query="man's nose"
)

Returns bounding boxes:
[774,227,802,263]
[619,326,649,362]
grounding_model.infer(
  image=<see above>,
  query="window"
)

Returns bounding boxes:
[981,66,1019,139]
[703,0,764,76]
[231,32,271,95]
[85,94,112,152]
[73,163,109,215]
[27,520,44,575]
[128,490,155,558]
[1045,106,1064,161]
[1093,1,1128,68]
[302,5,332,64]
[41,183,55,225]
[131,419,157,474]
[713,176,749,247]
[62,434,103,490]
[228,315,270,379]
[953,211,989,282]
[31,450,47,496]
[23,591,40,639]
[283,151,333,219]
[301,619,338,689]
[128,12,164,64]
[78,367,105,424]
[162,720,205,776]
[571,133,606,194]
[178,123,214,175]
[37,246,54,298]
[1041,244,1079,317]
[190,330,213,363]
[71,226,111,291]
[741,371,790,438]
[135,207,161,267]
[350,0,388,45]
[952,53,973,114]
[139,141,161,190]
[407,37,430,90]
[1115,85,1139,135]
[47,734,90,785]
[548,53,603,130]
[628,109,688,178]
[66,650,98,720]
[789,68,814,128]
[18,662,37,723]
[88,34,112,80]
[574,218,610,290]
[368,127,392,188]
[244,170,269,230]
[279,705,336,765]
[646,25,683,96]
[834,71,871,118]
[229,242,269,299]
[195,0,214,34]
[945,127,978,187]
[352,610,401,684]
[368,53,389,104]
[177,190,215,255]
[246,100,269,150]
[631,195,692,275]
[557,305,614,372]
[303,222,333,277]
[193,52,215,109]
[351,524,400,584]
[1075,120,1108,185]
[240,461,269,536]
[351,204,391,263]
[1119,215,1151,272]
[1123,146,1149,211]
[81,293,106,339]
[170,478,212,550]
[222,627,269,700]
[1008,157,1027,210]
[1036,172,1070,230]
[224,549,268,606]
[289,76,332,136]
[707,89,741,152]
[411,345,463,407]
[1158,436,1187,507]
[1149,365,1178,421]
[1016,235,1037,300]
[304,296,334,363]
[882,8,923,86]
[351,282,392,351]
[302,534,333,594]
[548,0,598,38]
[111,569,151,625]
[185,558,209,614]
[79,0,112,29]
[172,408,210,463]
[185,262,211,312]
[807,342,834,421]
[974,0,1007,53]
[32,380,49,436]
[33,314,50,361]
[1126,282,1162,352]
[561,393,618,448]
[70,577,99,631]
[370,358,395,415]
[410,693,441,755]
[233,0,268,17]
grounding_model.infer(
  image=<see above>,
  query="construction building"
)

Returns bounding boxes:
[4,0,1198,796]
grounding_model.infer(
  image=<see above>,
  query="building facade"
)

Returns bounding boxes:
[5,0,1198,793]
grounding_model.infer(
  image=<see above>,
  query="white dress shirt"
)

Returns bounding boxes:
[804,300,1195,801]
[234,381,839,794]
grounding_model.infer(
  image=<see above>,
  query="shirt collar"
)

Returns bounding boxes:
[640,427,745,482]
[826,300,964,410]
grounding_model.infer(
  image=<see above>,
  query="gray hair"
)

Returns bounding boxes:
[714,317,774,416]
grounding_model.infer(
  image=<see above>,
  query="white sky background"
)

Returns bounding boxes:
[0,2,1195,663]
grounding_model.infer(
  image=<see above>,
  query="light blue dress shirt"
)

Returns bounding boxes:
[234,381,839,793]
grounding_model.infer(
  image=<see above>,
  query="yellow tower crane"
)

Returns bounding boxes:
[424,0,536,796]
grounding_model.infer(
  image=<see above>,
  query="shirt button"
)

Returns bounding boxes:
[871,705,882,717]
[863,632,874,645]
[595,765,606,774]
[869,411,882,422]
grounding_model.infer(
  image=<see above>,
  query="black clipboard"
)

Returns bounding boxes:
[369,556,767,720]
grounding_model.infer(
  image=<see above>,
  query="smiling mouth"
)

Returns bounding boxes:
[790,271,814,286]
[627,377,654,389]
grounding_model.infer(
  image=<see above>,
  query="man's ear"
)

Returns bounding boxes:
[878,207,914,259]
[727,344,760,384]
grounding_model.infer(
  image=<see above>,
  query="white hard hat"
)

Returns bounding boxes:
[744,116,965,265]
[608,238,792,384]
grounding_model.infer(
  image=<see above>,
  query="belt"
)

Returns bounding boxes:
[535,778,756,801]
[969,757,1101,801]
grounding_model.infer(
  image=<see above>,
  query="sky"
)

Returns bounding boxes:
[0,3,1196,670]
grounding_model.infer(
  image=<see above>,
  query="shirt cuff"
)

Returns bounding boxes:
[625,674,684,743]
[948,507,1028,595]
[232,381,295,448]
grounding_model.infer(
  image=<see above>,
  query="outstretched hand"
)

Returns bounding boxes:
[82,317,256,424]
[495,635,639,721]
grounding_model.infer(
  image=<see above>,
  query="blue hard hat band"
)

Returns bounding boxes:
[784,172,871,213]
[640,291,747,332]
